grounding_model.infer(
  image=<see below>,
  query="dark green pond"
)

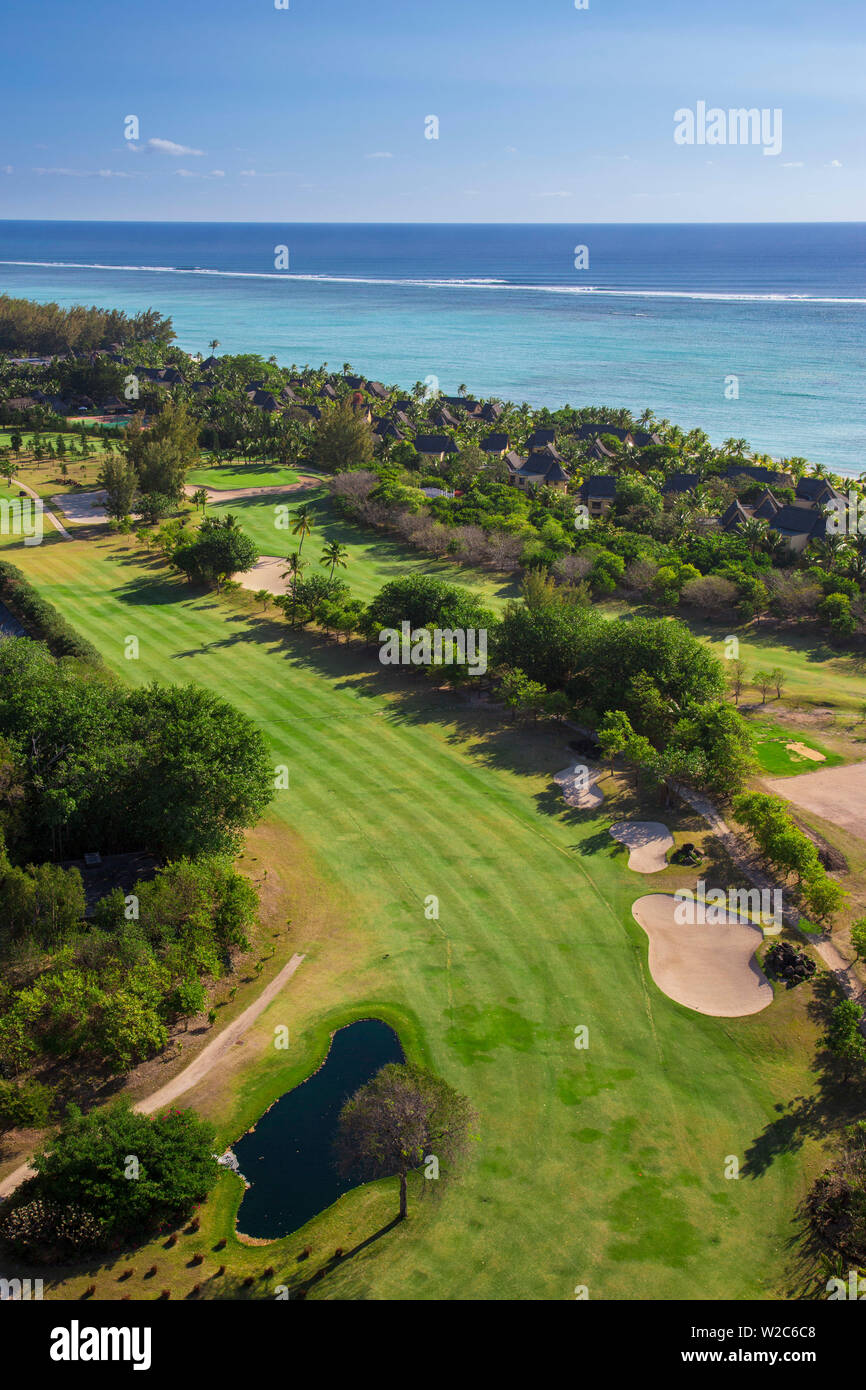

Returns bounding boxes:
[234,1018,404,1238]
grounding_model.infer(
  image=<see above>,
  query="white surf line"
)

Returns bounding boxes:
[12,477,72,540]
[0,952,306,1201]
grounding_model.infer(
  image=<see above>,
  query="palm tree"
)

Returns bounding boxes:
[192,487,209,515]
[722,437,750,457]
[281,552,307,627]
[810,534,847,572]
[740,517,769,557]
[208,339,220,357]
[291,504,314,556]
[320,540,349,582]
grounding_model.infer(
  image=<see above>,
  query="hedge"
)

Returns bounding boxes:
[0,560,103,666]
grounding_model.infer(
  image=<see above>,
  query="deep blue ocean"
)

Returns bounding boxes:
[0,221,863,471]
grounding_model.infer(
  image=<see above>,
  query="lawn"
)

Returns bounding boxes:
[200,480,520,610]
[186,458,301,490]
[744,718,846,777]
[0,529,843,1301]
[601,599,866,717]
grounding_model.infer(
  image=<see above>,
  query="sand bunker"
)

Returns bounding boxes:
[785,742,826,763]
[609,821,674,873]
[554,762,604,810]
[51,490,115,524]
[182,476,318,503]
[632,894,773,1017]
[237,556,291,596]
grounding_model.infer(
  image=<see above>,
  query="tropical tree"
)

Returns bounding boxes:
[281,551,307,627]
[290,504,314,556]
[320,540,349,583]
[740,517,769,558]
[191,487,209,515]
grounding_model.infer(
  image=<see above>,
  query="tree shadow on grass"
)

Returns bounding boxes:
[742,972,863,1179]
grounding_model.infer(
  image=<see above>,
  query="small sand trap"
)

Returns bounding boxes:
[785,742,826,763]
[609,821,674,873]
[182,477,318,503]
[632,894,773,1017]
[237,556,291,596]
[51,490,114,524]
[554,762,604,810]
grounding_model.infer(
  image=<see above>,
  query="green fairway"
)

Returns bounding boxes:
[201,481,520,610]
[186,459,301,490]
[1,530,836,1301]
[745,718,845,777]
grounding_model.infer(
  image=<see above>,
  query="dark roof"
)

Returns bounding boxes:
[374,419,405,440]
[480,433,509,452]
[246,389,280,411]
[589,438,617,460]
[479,402,503,422]
[520,453,568,482]
[752,490,782,521]
[719,500,752,531]
[429,406,461,428]
[504,451,524,472]
[574,423,631,443]
[663,473,700,494]
[200,356,220,370]
[343,375,365,390]
[632,430,663,448]
[525,428,556,449]
[771,505,827,538]
[367,381,389,400]
[415,434,459,454]
[795,477,845,504]
[526,442,565,465]
[579,475,617,499]
[722,463,794,488]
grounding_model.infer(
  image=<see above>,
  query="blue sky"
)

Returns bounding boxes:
[1,0,862,221]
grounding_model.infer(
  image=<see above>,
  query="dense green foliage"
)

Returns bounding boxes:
[0,1102,217,1255]
[0,853,259,1077]
[0,638,273,859]
[0,295,174,355]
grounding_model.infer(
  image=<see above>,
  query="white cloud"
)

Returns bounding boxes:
[34,167,139,178]
[828,159,843,167]
[1,165,12,175]
[147,138,204,157]
[210,169,226,177]
[240,169,256,176]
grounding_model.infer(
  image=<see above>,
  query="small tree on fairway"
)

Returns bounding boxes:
[851,917,866,959]
[827,1000,866,1083]
[753,669,773,704]
[335,1063,476,1220]
[729,659,747,705]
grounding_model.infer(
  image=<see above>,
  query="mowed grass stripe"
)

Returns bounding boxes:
[4,532,827,1300]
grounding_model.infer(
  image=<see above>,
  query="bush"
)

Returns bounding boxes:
[0,1078,55,1131]
[0,1101,219,1253]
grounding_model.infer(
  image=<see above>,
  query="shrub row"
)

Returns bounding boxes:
[0,560,103,666]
